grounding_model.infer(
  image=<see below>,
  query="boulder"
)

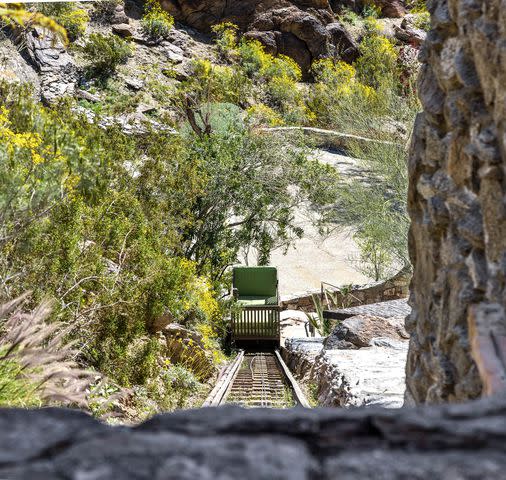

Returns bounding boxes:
[150,311,175,333]
[324,314,408,349]
[326,22,359,63]
[124,76,145,91]
[159,0,356,73]
[394,15,427,47]
[283,335,408,407]
[111,3,129,25]
[375,0,407,18]
[112,23,135,38]
[162,323,216,380]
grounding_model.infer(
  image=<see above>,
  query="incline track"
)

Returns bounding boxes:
[204,350,310,408]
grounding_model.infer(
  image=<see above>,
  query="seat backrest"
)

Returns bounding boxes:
[233,267,278,298]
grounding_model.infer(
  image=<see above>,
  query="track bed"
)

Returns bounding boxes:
[204,350,310,408]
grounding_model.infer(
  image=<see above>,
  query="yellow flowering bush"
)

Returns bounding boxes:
[308,59,377,128]
[212,22,239,59]
[354,19,398,88]
[246,103,284,127]
[186,59,252,105]
[141,0,174,40]
[0,106,45,164]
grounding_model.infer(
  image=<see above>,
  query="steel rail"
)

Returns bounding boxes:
[203,350,244,407]
[274,350,311,408]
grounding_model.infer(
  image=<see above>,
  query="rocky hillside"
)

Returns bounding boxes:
[1,0,426,105]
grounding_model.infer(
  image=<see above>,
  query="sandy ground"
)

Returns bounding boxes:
[269,149,372,297]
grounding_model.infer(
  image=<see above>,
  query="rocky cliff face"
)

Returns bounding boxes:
[406,0,506,404]
[160,0,359,71]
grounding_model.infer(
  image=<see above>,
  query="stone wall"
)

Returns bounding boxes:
[280,267,410,311]
[1,399,505,479]
[406,0,506,404]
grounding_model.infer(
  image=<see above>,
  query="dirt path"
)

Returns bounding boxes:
[270,149,372,297]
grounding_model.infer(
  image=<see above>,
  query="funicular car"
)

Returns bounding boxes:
[230,266,281,343]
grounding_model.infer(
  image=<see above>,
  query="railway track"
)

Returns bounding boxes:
[204,350,310,408]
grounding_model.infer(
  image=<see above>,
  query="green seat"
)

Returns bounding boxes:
[236,296,278,307]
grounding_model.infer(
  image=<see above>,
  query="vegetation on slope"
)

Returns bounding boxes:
[0,0,424,415]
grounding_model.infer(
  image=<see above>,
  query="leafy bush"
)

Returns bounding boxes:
[308,59,378,131]
[141,0,174,40]
[338,7,362,26]
[82,33,133,76]
[331,138,411,280]
[205,26,307,124]
[361,3,381,18]
[212,22,239,59]
[412,11,431,31]
[406,0,428,12]
[180,59,252,108]
[139,120,340,274]
[354,19,398,89]
[36,2,89,41]
[0,84,221,397]
[246,103,284,127]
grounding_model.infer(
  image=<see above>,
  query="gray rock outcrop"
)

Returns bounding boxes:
[406,0,506,404]
[1,398,506,479]
[324,314,408,349]
[22,27,78,104]
[284,335,408,408]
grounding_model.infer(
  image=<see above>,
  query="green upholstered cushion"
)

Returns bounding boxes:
[233,267,278,298]
[237,296,278,307]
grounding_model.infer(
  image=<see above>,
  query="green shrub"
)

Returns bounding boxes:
[236,39,306,123]
[83,33,133,76]
[354,18,398,89]
[308,59,378,131]
[141,0,174,40]
[412,11,431,31]
[338,8,362,26]
[37,2,89,41]
[406,0,428,12]
[362,3,381,18]
[180,59,252,106]
[211,22,239,59]
[0,84,221,397]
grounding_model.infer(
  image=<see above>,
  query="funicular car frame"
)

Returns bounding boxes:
[230,266,281,342]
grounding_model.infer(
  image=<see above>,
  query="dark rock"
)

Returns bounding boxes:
[375,0,407,18]
[159,0,356,72]
[2,396,506,478]
[394,22,426,47]
[326,22,359,63]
